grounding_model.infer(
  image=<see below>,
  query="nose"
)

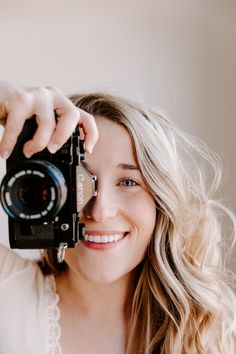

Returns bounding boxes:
[82,185,119,222]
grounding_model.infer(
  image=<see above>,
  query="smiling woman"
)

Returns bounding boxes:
[38,92,236,353]
[61,116,156,287]
[0,83,236,354]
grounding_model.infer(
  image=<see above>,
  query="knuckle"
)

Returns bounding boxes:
[32,87,52,103]
[35,86,49,97]
[46,86,62,96]
[81,110,94,121]
[14,91,32,106]
[87,113,95,121]
[69,107,81,122]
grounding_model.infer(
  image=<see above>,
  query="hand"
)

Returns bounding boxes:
[0,82,99,158]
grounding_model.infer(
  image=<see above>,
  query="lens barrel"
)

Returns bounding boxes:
[0,160,67,223]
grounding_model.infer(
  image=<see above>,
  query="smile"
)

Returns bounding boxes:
[84,233,124,243]
[81,230,128,250]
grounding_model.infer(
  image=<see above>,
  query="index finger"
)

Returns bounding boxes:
[47,89,99,154]
[76,110,99,153]
[0,108,29,158]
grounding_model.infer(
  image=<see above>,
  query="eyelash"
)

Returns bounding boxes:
[119,178,139,187]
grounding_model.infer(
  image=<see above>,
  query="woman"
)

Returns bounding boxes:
[0,82,235,353]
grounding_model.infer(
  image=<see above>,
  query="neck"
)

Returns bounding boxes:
[55,268,133,320]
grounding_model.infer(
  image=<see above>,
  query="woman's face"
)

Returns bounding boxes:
[65,116,156,284]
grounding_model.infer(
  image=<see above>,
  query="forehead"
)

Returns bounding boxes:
[85,116,137,166]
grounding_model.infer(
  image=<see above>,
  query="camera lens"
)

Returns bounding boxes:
[0,160,67,222]
[18,177,50,210]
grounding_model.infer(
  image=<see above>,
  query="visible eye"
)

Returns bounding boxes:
[119,178,139,187]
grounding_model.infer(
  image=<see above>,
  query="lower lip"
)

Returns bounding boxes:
[80,235,127,250]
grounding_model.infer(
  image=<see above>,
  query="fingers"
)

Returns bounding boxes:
[0,84,99,159]
[23,112,56,158]
[0,85,56,158]
[78,110,99,153]
[48,108,99,154]
[0,110,26,159]
[47,87,99,154]
[23,88,56,157]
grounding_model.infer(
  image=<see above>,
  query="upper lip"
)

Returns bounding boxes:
[85,230,128,236]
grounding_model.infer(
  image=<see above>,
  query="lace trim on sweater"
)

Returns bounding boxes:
[47,276,62,354]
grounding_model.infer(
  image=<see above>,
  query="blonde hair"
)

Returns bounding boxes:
[39,93,236,353]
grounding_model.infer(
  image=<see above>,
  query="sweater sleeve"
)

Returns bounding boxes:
[0,243,33,285]
[0,244,52,353]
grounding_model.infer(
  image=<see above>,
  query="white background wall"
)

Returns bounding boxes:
[0,0,235,268]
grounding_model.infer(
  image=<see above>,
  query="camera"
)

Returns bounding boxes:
[0,118,97,249]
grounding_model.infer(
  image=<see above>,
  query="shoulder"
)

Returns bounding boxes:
[0,244,56,303]
[0,243,36,284]
[0,245,57,352]
[0,243,56,324]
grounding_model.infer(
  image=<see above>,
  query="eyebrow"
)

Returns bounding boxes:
[117,163,140,171]
[82,161,140,171]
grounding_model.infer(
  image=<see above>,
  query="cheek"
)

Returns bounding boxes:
[124,193,156,241]
[124,195,156,271]
[126,192,156,222]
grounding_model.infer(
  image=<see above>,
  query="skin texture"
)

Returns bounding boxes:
[56,116,156,353]
[0,82,98,158]
[64,116,156,284]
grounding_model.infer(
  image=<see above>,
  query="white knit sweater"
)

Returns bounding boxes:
[0,244,61,354]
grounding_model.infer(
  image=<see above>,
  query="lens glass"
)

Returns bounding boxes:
[17,176,50,211]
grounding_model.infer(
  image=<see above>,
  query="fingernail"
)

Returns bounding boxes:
[1,151,10,159]
[24,151,33,158]
[48,144,59,154]
[86,144,93,154]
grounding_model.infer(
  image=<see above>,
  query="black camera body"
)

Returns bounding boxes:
[0,119,96,249]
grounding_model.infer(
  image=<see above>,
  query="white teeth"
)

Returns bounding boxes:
[108,235,114,242]
[100,235,108,242]
[94,236,100,242]
[84,234,123,243]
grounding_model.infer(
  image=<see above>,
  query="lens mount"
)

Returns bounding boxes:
[0,160,67,222]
